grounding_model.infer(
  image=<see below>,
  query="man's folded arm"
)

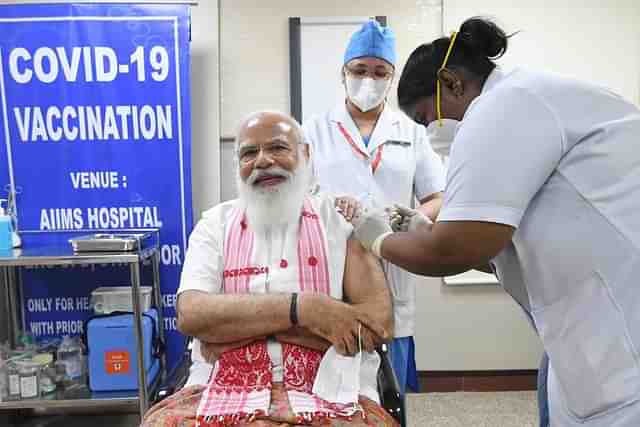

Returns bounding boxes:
[177,290,368,355]
[177,291,294,343]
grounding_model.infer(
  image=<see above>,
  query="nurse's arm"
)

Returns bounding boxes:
[380,221,514,276]
[418,192,443,221]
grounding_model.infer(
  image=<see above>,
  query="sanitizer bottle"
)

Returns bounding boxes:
[0,200,12,251]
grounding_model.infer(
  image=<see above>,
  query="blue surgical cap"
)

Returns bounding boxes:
[344,20,396,67]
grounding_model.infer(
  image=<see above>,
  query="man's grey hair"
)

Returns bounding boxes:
[234,110,305,153]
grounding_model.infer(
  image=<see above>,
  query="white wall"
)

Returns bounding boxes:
[443,0,640,106]
[190,1,221,217]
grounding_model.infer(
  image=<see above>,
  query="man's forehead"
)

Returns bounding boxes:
[238,115,299,145]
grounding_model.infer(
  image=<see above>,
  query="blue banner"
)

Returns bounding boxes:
[0,3,193,370]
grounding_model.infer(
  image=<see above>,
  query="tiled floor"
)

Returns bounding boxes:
[4,391,538,427]
[407,391,538,427]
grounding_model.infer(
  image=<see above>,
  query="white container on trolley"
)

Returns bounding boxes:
[90,286,152,315]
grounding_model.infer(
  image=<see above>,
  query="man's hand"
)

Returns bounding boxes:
[352,305,391,349]
[358,324,380,353]
[297,294,388,356]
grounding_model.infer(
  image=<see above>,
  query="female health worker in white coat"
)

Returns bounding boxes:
[302,20,446,394]
[351,16,640,427]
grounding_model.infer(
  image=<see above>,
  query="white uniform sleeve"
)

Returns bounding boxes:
[301,119,320,183]
[177,209,224,295]
[414,125,447,201]
[439,86,564,227]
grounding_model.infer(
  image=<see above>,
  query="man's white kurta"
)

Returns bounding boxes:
[177,194,379,402]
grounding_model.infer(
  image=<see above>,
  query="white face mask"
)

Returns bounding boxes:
[345,76,390,112]
[425,118,460,157]
[312,346,361,404]
[313,325,362,404]
[358,350,381,402]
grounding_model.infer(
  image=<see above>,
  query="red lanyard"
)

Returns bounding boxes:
[336,122,384,174]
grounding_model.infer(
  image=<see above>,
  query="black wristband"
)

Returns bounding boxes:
[290,293,298,326]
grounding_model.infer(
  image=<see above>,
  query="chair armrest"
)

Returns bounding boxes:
[376,344,406,427]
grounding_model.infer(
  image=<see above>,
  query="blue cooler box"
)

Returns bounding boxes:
[87,309,161,391]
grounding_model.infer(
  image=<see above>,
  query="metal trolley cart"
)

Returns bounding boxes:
[0,230,164,420]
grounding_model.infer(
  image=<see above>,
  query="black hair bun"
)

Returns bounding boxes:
[459,17,508,59]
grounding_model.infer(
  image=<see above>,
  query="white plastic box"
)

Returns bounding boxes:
[90,286,152,315]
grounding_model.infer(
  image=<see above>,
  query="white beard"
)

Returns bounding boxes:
[236,156,312,231]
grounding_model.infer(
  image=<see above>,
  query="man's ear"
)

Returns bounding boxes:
[302,143,310,161]
[437,68,464,97]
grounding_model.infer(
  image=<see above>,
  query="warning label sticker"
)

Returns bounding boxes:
[105,351,130,375]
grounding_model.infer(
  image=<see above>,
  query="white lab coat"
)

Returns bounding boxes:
[439,67,640,426]
[303,102,446,337]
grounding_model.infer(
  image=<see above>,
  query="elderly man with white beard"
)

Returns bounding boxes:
[141,111,397,427]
